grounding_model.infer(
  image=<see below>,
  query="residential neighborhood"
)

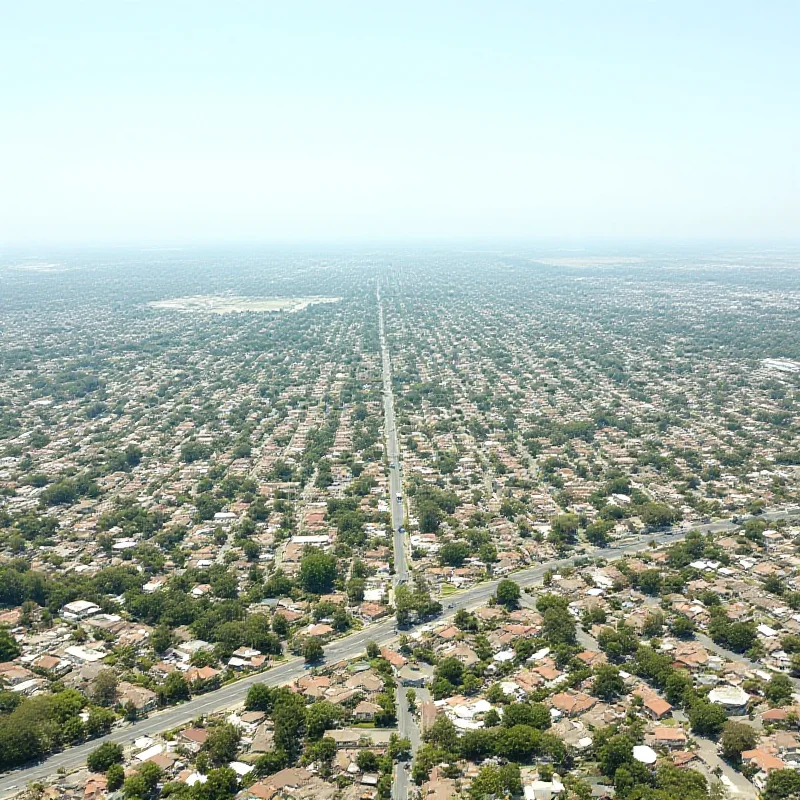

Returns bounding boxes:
[0,248,799,800]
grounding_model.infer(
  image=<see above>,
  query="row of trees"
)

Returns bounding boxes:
[0,689,114,771]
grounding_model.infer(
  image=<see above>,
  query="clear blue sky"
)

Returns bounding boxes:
[1,1,798,244]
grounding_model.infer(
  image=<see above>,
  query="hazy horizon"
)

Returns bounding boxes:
[2,1,799,245]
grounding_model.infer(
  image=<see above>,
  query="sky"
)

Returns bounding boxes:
[1,1,799,245]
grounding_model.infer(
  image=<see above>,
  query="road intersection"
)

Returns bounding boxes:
[3,509,797,797]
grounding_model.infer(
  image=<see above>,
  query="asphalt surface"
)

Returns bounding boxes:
[378,285,409,588]
[393,675,422,800]
[392,678,413,800]
[0,504,795,798]
[378,285,414,800]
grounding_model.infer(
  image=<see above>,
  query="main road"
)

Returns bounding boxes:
[378,284,409,588]
[377,283,414,799]
[0,508,796,799]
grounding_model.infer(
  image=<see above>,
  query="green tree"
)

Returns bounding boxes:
[151,625,174,655]
[496,579,521,609]
[720,721,758,763]
[671,614,695,638]
[299,550,337,595]
[272,691,307,763]
[479,542,498,564]
[200,767,239,800]
[638,569,662,596]
[470,763,522,799]
[689,700,728,737]
[643,611,664,637]
[356,749,379,772]
[138,761,163,792]
[502,702,550,730]
[550,514,580,545]
[123,774,147,799]
[202,723,241,767]
[454,608,479,632]
[306,701,340,740]
[592,665,627,701]
[245,684,273,712]
[423,714,459,753]
[766,673,794,707]
[87,741,124,772]
[542,606,577,645]
[272,613,289,637]
[86,706,116,737]
[346,577,366,603]
[599,733,633,778]
[436,657,465,686]
[639,502,681,528]
[303,638,324,664]
[388,733,412,761]
[106,763,124,791]
[91,669,118,707]
[764,769,800,800]
[438,541,471,567]
[0,628,20,661]
[181,440,211,464]
[162,671,191,703]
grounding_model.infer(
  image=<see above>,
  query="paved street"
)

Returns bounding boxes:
[379,284,415,799]
[378,284,409,588]
[393,677,423,800]
[0,508,796,797]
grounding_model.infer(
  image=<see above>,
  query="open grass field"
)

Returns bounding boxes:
[148,294,340,314]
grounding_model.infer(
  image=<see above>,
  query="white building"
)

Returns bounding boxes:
[708,685,750,715]
[61,600,101,621]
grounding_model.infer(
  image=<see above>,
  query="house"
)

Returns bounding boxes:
[353,700,381,722]
[524,777,565,800]
[643,696,673,720]
[652,727,687,749]
[150,662,177,681]
[762,708,789,723]
[178,727,209,752]
[64,645,106,665]
[421,765,458,800]
[672,750,699,768]
[61,600,101,621]
[148,752,177,773]
[118,682,158,713]
[249,724,275,754]
[32,654,69,676]
[83,774,107,800]
[296,675,331,699]
[244,767,335,800]
[742,749,786,789]
[773,732,800,757]
[380,647,407,669]
[575,650,606,668]
[550,692,596,718]
[708,685,750,715]
[306,624,334,638]
[358,602,389,621]
[345,672,383,694]
[186,666,220,685]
